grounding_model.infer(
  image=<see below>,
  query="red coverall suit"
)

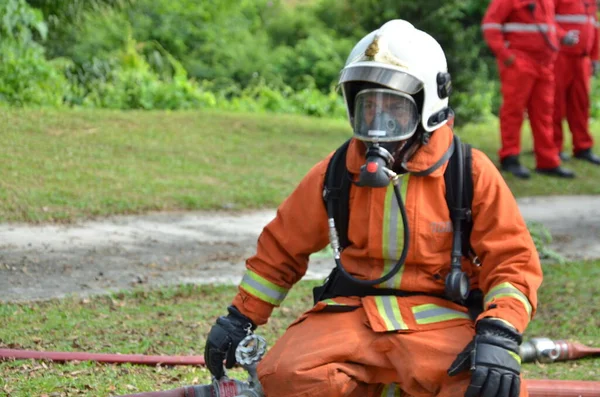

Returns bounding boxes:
[231,125,542,397]
[553,0,599,154]
[482,0,562,169]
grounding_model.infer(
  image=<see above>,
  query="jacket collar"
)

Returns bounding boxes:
[345,124,454,178]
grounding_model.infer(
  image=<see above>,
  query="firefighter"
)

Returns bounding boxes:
[553,0,600,165]
[482,0,577,179]
[204,20,542,397]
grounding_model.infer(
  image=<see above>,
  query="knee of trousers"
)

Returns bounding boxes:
[257,355,337,397]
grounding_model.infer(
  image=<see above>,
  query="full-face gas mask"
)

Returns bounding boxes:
[353,88,419,187]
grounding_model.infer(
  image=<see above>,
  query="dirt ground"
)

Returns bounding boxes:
[1,195,599,303]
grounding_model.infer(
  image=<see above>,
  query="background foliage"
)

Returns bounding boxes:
[0,0,500,121]
[1,0,599,122]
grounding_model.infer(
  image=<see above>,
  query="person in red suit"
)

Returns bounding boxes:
[483,0,577,179]
[553,0,600,165]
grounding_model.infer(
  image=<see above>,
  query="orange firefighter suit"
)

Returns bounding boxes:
[553,0,599,154]
[230,124,542,397]
[482,0,562,168]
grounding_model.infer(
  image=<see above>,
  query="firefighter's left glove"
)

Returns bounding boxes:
[204,305,256,380]
[448,318,522,397]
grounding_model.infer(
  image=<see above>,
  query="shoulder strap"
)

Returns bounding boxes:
[444,135,474,259]
[323,139,352,249]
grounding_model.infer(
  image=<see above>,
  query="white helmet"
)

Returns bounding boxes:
[339,20,452,139]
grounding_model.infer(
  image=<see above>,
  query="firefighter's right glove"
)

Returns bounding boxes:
[448,318,523,397]
[204,305,256,380]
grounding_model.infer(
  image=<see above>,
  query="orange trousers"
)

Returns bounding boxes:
[257,307,529,397]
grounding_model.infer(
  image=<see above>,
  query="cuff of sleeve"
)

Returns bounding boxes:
[232,288,275,326]
[476,307,527,334]
[477,298,530,334]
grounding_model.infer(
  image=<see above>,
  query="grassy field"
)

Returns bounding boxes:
[1,108,599,395]
[0,260,598,395]
[2,108,600,223]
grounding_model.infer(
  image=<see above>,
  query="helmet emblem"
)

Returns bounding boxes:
[364,35,408,70]
[365,37,380,59]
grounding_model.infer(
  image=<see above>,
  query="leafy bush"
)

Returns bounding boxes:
[206,77,345,118]
[0,0,67,106]
[65,36,217,110]
[0,40,68,106]
[11,0,505,120]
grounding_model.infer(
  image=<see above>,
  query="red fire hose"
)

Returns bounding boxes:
[1,349,599,397]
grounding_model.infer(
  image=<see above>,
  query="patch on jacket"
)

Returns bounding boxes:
[430,221,452,233]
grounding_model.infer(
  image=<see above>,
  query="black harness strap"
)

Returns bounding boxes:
[444,137,475,260]
[322,138,352,249]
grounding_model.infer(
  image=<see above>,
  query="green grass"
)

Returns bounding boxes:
[1,260,598,395]
[2,108,600,223]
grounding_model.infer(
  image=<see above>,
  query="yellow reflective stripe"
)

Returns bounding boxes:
[381,383,403,397]
[412,303,471,325]
[494,318,518,330]
[240,270,289,306]
[485,282,532,318]
[321,299,347,306]
[380,176,409,289]
[508,350,522,365]
[375,296,408,331]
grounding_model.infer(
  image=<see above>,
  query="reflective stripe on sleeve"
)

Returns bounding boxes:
[375,296,408,331]
[380,383,403,397]
[240,270,289,306]
[411,303,470,325]
[484,282,532,318]
[502,23,555,33]
[555,14,591,24]
[482,23,503,31]
[482,23,555,33]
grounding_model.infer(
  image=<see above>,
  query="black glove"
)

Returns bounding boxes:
[204,305,256,379]
[448,318,522,397]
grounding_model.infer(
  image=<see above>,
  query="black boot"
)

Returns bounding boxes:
[500,155,530,179]
[535,166,576,178]
[574,148,600,165]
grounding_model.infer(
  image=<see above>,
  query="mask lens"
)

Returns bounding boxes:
[353,89,419,142]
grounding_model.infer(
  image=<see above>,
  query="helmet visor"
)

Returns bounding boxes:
[353,89,419,142]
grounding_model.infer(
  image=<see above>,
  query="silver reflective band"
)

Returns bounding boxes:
[412,304,470,325]
[240,271,288,306]
[502,23,555,33]
[482,23,503,31]
[485,281,533,318]
[339,64,423,95]
[555,14,592,24]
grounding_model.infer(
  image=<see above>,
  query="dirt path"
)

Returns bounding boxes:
[1,195,599,302]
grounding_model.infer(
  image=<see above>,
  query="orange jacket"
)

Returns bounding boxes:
[232,125,542,334]
[555,0,599,60]
[482,0,560,64]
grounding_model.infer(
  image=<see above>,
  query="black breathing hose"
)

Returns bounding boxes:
[327,178,409,286]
